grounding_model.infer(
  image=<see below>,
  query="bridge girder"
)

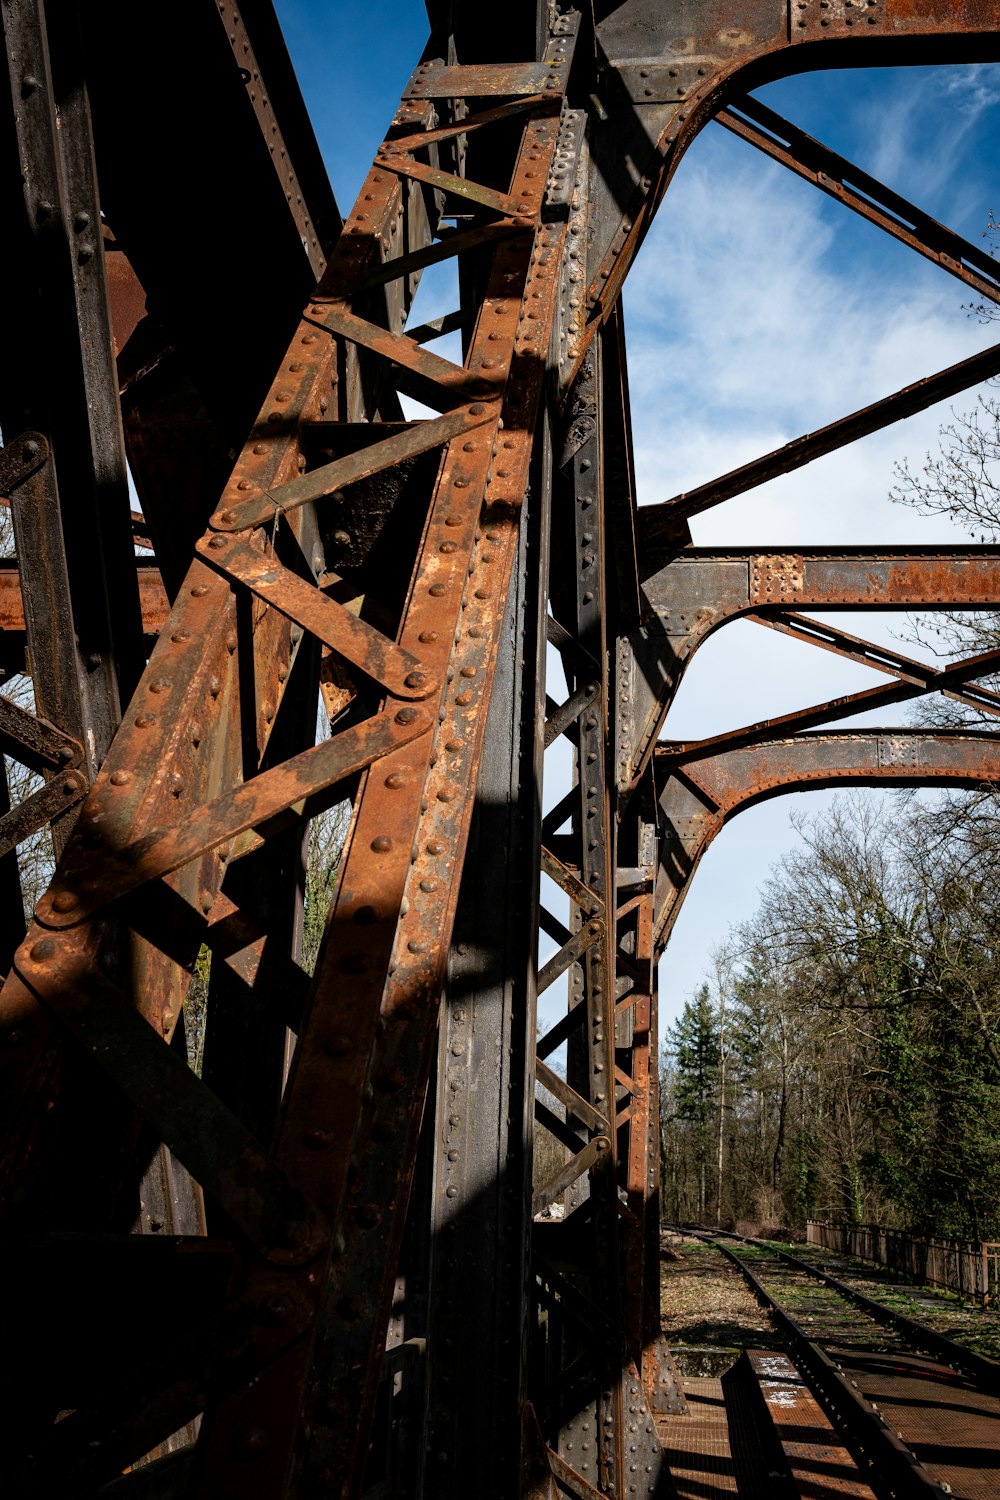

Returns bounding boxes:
[0,2,998,1496]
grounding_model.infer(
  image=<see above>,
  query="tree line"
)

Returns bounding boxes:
[663,376,1000,1242]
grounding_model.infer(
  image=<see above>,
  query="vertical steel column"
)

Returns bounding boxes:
[533,331,669,1498]
[564,344,626,1495]
[1,0,142,779]
[420,418,553,1496]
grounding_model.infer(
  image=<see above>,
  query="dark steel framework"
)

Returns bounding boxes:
[1,1,998,1496]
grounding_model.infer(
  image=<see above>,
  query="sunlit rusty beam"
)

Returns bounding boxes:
[717,95,1000,306]
[652,730,1000,947]
[748,610,1000,720]
[570,3,1000,386]
[0,562,168,637]
[663,644,1000,766]
[643,547,1000,617]
[675,728,1000,816]
[620,548,1000,793]
[639,340,1000,540]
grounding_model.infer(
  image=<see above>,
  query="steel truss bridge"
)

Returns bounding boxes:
[1,1,999,1495]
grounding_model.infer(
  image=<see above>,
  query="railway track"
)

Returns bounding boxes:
[675,1227,1000,1499]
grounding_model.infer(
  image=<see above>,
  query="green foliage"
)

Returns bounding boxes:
[665,790,1000,1242]
[668,985,719,1129]
[301,801,351,975]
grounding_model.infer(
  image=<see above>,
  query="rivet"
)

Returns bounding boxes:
[427,839,446,855]
[440,541,457,554]
[429,583,446,597]
[460,666,476,678]
[404,670,429,689]
[110,770,131,786]
[420,878,438,892]
[455,690,473,705]
[444,738,463,751]
[396,707,417,724]
[408,939,426,953]
[191,584,209,597]
[371,835,393,852]
[134,713,155,728]
[419,630,438,643]
[30,938,57,963]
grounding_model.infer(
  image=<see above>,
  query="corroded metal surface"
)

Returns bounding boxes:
[2,0,1000,1495]
[744,1351,877,1498]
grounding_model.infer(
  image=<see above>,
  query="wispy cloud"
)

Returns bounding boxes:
[846,65,1000,226]
[624,125,991,539]
[942,63,1000,119]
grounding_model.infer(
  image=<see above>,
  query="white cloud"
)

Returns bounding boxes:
[943,64,1000,120]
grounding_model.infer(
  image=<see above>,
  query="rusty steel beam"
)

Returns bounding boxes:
[747,610,1000,720]
[621,548,1000,793]
[571,2,1000,381]
[653,731,1000,948]
[3,2,1000,1498]
[665,645,1000,765]
[641,340,1000,538]
[1,9,584,1494]
[0,561,169,638]
[716,95,1000,307]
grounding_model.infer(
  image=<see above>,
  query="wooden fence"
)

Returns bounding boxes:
[806,1220,1000,1304]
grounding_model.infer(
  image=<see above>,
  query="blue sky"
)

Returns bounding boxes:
[273,4,1000,1025]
